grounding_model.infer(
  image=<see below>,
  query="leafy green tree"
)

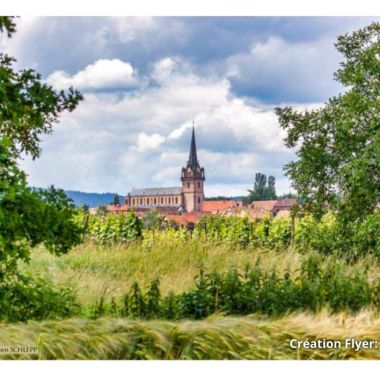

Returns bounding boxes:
[0,17,83,285]
[245,172,277,203]
[275,22,380,227]
[277,192,298,200]
[0,19,82,160]
[0,137,83,283]
[111,193,120,206]
[267,175,277,200]
[142,209,164,231]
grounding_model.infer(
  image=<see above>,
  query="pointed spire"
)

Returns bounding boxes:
[187,122,199,168]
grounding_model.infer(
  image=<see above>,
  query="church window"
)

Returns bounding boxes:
[197,181,200,188]
[132,199,135,206]
[147,198,149,205]
[140,198,142,205]
[154,198,157,205]
[161,197,163,204]
[187,182,190,188]
[198,196,201,203]
[175,197,178,204]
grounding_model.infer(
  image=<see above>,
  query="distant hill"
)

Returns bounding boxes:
[64,191,125,207]
[205,196,244,201]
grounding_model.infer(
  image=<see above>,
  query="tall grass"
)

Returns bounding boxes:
[23,239,380,309]
[1,310,380,359]
[22,240,302,306]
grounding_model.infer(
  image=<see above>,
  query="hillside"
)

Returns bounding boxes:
[64,190,244,207]
[64,190,125,207]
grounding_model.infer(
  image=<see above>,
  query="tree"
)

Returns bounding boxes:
[267,175,277,200]
[0,18,82,160]
[112,193,120,206]
[275,22,380,227]
[205,196,232,201]
[142,209,164,231]
[245,172,277,203]
[277,192,298,200]
[0,17,83,284]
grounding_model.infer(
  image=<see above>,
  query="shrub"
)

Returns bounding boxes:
[353,212,380,258]
[95,255,379,321]
[88,211,143,245]
[0,274,78,321]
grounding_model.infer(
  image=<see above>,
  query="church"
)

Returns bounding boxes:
[125,127,206,213]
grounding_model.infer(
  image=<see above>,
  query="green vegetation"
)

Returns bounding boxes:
[2,310,380,359]
[111,193,121,206]
[276,23,380,228]
[0,275,78,322]
[21,236,380,316]
[79,210,380,260]
[119,256,378,320]
[0,17,83,325]
[244,172,277,203]
[87,212,143,244]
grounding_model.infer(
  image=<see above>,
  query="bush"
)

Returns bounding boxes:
[353,212,380,258]
[0,274,78,321]
[88,211,143,245]
[88,255,379,320]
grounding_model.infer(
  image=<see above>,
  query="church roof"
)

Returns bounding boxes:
[186,126,199,169]
[129,187,182,196]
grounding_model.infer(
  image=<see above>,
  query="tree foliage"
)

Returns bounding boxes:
[111,193,120,206]
[0,137,83,280]
[141,209,164,231]
[276,22,380,224]
[0,56,83,160]
[245,172,277,203]
[0,17,83,286]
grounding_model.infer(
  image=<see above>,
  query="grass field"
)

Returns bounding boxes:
[23,239,380,307]
[1,310,380,359]
[22,240,303,306]
[9,239,380,359]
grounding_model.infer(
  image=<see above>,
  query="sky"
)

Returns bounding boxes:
[1,16,379,197]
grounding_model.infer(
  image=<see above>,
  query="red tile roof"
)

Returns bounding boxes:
[202,200,237,213]
[165,212,202,226]
[250,200,277,211]
[248,208,271,220]
[106,205,130,213]
[274,198,297,208]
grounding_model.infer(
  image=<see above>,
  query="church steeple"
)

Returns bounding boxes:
[187,124,199,169]
[181,123,205,212]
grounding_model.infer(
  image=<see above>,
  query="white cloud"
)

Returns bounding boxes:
[21,56,298,196]
[46,59,140,90]
[152,57,178,82]
[136,132,165,152]
[114,17,158,43]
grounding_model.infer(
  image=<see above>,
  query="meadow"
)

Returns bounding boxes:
[2,213,380,359]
